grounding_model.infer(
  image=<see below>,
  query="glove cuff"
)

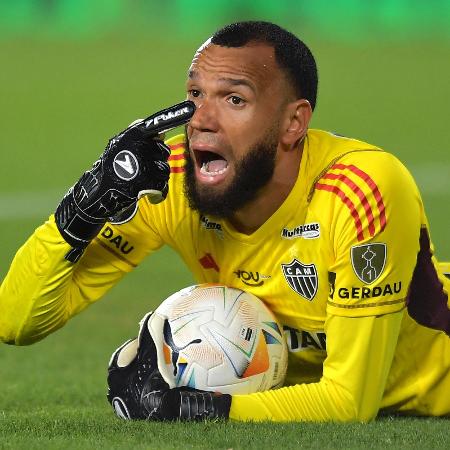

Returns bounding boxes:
[55,187,105,262]
[156,388,232,421]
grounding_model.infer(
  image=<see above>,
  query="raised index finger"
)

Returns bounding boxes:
[138,100,196,137]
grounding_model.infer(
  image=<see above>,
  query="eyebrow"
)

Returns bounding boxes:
[218,77,255,92]
[188,70,256,93]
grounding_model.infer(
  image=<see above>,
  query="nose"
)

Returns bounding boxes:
[189,98,219,133]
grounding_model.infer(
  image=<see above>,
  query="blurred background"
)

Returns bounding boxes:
[0,0,449,414]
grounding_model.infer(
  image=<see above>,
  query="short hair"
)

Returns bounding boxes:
[211,21,318,111]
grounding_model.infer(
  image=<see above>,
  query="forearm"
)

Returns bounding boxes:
[230,312,403,422]
[230,377,357,422]
[0,216,124,345]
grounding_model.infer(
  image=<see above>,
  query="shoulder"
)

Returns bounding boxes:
[315,150,419,199]
[311,150,422,243]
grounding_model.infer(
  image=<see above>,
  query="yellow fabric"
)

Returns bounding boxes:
[230,312,403,422]
[1,130,449,419]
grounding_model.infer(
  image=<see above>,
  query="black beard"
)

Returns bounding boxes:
[183,132,278,219]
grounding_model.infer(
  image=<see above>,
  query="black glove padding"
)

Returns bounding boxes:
[55,100,195,262]
[107,312,170,420]
[142,387,232,421]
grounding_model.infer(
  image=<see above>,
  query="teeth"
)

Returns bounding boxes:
[200,162,228,176]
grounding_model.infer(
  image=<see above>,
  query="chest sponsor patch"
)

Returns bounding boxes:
[200,215,223,238]
[281,259,318,301]
[351,243,386,284]
[283,325,326,352]
[234,269,271,287]
[281,222,320,239]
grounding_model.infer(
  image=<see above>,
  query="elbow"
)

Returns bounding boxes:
[0,316,53,346]
[328,383,379,423]
[334,396,379,423]
[339,407,378,423]
[0,324,36,346]
[0,314,21,345]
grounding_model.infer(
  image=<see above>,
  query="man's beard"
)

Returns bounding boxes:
[183,131,278,219]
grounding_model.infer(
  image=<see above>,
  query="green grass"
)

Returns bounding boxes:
[0,33,449,449]
[1,414,449,450]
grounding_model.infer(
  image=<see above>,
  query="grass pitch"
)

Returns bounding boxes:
[0,32,449,449]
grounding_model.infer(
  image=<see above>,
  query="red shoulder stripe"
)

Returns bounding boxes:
[316,182,364,241]
[332,163,386,232]
[170,166,185,173]
[168,142,185,151]
[322,172,375,237]
[168,153,185,161]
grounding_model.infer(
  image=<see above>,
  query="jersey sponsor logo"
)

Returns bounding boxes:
[281,259,318,301]
[200,215,223,238]
[281,222,320,240]
[199,253,219,272]
[100,226,134,254]
[337,281,402,299]
[351,243,386,284]
[234,269,271,287]
[283,325,326,352]
[113,150,139,181]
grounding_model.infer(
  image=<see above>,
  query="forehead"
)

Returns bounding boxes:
[188,42,286,92]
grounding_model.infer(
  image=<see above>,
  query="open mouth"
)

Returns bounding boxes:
[195,150,229,177]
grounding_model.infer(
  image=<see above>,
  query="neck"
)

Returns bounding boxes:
[228,142,304,234]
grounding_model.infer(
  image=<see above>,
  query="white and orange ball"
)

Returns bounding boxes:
[146,284,288,395]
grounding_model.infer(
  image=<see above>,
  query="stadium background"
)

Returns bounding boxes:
[0,1,449,448]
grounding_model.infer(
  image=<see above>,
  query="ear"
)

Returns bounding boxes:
[280,99,312,147]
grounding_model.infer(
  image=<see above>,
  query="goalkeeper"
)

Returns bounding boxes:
[1,21,450,422]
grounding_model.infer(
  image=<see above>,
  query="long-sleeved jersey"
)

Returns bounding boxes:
[1,129,449,421]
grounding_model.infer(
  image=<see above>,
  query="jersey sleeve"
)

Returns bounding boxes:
[316,151,423,317]
[0,134,188,346]
[0,197,164,345]
[229,310,403,421]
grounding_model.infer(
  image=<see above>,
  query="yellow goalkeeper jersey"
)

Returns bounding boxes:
[1,129,449,421]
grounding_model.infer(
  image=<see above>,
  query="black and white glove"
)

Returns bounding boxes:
[141,387,231,421]
[107,312,231,421]
[55,100,195,262]
[107,312,169,420]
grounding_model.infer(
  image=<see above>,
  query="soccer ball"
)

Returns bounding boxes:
[146,284,288,395]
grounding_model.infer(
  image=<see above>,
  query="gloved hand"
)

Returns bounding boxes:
[107,311,232,421]
[141,386,232,421]
[55,100,195,262]
[107,312,170,420]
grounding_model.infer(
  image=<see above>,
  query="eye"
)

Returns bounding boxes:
[228,95,245,106]
[188,89,201,98]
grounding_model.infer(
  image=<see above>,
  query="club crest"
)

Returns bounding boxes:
[281,259,318,301]
[351,243,386,284]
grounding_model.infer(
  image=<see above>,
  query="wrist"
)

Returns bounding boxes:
[55,188,106,261]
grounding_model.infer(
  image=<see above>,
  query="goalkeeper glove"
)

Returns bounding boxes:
[55,100,195,262]
[107,312,169,420]
[107,312,232,421]
[141,387,232,421]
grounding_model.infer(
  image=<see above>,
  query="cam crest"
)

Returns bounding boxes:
[281,259,318,301]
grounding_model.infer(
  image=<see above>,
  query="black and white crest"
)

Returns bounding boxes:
[282,259,318,301]
[351,243,386,284]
